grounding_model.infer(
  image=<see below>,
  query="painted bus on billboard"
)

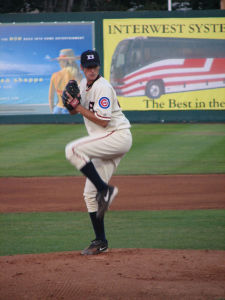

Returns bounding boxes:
[110,37,225,99]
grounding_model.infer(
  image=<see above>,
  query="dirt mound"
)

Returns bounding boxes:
[0,249,224,300]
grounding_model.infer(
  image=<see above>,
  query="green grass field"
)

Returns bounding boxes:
[0,210,224,256]
[0,123,224,255]
[0,123,225,177]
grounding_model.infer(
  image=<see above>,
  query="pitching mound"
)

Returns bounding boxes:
[0,249,224,300]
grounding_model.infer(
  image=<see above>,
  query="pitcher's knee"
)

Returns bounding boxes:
[65,142,89,170]
[65,143,73,161]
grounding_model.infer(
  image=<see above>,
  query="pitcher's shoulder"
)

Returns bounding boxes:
[97,77,113,89]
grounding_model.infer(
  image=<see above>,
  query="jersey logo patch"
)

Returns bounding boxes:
[99,97,110,109]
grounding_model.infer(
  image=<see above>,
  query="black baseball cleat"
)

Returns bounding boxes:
[96,185,118,219]
[81,239,108,255]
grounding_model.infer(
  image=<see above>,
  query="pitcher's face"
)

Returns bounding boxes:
[81,66,100,84]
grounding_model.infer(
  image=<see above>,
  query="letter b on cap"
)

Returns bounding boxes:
[87,54,94,60]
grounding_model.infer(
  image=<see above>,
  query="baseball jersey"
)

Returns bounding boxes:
[79,76,131,135]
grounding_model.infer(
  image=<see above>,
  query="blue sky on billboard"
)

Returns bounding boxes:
[0,22,93,76]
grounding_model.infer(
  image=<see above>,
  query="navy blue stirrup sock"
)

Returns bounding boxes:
[89,212,106,242]
[80,161,108,191]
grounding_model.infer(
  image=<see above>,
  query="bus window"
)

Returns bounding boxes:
[143,47,151,65]
[110,39,131,80]
[125,39,143,73]
[115,53,125,68]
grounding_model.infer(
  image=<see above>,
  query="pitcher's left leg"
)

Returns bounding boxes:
[82,157,121,254]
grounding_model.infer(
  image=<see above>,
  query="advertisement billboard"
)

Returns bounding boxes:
[0,22,94,115]
[103,18,225,110]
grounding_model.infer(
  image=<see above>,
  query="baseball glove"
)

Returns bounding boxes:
[62,80,81,111]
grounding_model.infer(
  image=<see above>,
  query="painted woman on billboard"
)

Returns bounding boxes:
[49,48,83,114]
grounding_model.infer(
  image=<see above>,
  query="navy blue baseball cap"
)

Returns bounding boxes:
[81,50,100,68]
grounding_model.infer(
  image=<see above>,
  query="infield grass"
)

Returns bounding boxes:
[0,123,224,256]
[0,123,225,177]
[0,209,224,256]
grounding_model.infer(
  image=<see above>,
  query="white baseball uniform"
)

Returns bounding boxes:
[65,76,132,212]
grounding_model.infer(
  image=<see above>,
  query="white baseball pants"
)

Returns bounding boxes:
[65,128,132,212]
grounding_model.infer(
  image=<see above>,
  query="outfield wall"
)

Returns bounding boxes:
[0,110,224,124]
[0,10,225,123]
